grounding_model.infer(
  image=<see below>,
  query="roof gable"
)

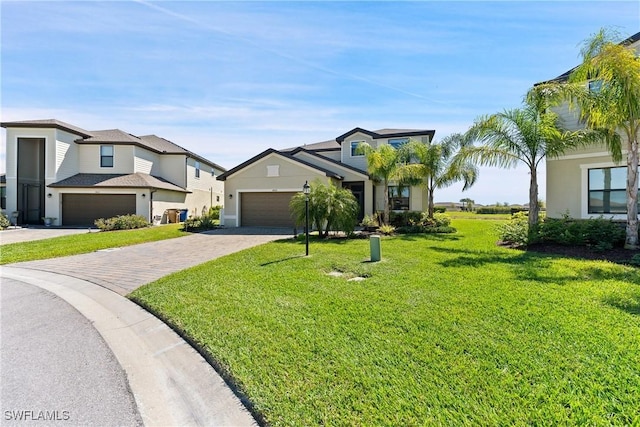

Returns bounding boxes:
[335,127,435,143]
[217,148,343,181]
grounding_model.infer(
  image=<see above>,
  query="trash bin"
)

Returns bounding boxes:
[166,209,178,223]
[179,209,188,222]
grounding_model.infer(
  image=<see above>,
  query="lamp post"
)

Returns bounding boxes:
[303,180,310,256]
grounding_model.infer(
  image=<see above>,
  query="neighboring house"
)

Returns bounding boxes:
[543,31,640,219]
[217,127,435,227]
[1,119,225,226]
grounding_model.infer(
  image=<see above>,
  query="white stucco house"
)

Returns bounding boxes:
[543,31,640,220]
[217,127,435,228]
[1,119,225,226]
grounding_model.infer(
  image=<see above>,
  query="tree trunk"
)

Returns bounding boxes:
[427,182,435,219]
[528,167,539,232]
[625,136,639,249]
[383,181,390,225]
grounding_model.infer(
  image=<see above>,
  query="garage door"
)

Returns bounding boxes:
[241,192,296,227]
[62,194,137,226]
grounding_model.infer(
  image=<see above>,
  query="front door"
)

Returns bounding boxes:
[342,181,365,222]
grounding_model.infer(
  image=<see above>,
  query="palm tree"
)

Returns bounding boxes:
[538,29,640,248]
[460,198,475,212]
[458,89,596,232]
[400,135,478,219]
[289,179,359,237]
[356,142,408,225]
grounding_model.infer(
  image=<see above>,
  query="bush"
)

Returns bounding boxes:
[477,206,513,214]
[0,213,10,229]
[396,212,456,235]
[378,224,396,235]
[498,211,529,246]
[183,210,219,232]
[95,214,150,231]
[389,211,422,227]
[360,214,379,229]
[208,205,222,220]
[538,216,625,248]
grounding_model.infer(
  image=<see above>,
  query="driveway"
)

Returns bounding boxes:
[1,227,292,426]
[0,226,98,245]
[7,227,293,295]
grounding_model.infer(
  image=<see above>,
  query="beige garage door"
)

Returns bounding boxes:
[62,194,137,226]
[241,192,296,227]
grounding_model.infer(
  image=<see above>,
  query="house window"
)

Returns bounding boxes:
[350,141,365,157]
[211,168,215,177]
[195,161,200,178]
[388,138,409,149]
[588,166,639,214]
[389,186,409,210]
[589,79,603,93]
[100,145,114,167]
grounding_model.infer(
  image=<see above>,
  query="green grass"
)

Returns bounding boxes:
[131,219,640,426]
[0,224,188,264]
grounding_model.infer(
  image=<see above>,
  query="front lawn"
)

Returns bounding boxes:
[131,219,640,425]
[0,224,188,264]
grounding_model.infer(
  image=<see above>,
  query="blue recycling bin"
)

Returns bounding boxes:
[179,209,188,222]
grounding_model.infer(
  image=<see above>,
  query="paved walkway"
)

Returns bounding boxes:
[1,227,293,426]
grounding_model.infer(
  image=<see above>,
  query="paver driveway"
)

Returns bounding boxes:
[9,227,293,294]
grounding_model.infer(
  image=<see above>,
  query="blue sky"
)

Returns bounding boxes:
[1,1,638,205]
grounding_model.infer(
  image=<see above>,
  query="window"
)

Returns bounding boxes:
[100,145,114,167]
[389,186,409,210]
[588,79,603,93]
[350,141,365,157]
[195,161,200,178]
[388,138,409,149]
[588,166,639,214]
[0,186,5,210]
[211,168,215,177]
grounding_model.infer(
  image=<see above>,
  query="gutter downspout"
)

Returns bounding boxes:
[150,189,157,223]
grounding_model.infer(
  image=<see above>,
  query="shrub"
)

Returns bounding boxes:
[434,206,446,213]
[0,213,10,229]
[360,214,379,229]
[208,205,222,220]
[378,224,396,235]
[396,212,455,235]
[95,214,150,231]
[389,211,422,227]
[498,211,529,246]
[538,216,625,248]
[183,209,219,232]
[477,206,513,214]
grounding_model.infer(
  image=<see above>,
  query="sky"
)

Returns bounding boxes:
[1,1,638,205]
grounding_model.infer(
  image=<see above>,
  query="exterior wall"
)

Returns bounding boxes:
[222,153,330,227]
[159,155,187,188]
[78,144,135,174]
[150,189,189,223]
[184,157,225,217]
[546,146,627,219]
[314,150,341,162]
[55,129,80,181]
[340,132,373,170]
[133,146,160,175]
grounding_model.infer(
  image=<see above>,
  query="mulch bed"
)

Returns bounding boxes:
[524,242,640,265]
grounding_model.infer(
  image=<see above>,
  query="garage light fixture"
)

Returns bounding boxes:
[47,193,52,198]
[229,193,233,199]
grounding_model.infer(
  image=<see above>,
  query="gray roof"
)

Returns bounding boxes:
[1,118,226,172]
[0,119,93,138]
[49,173,190,192]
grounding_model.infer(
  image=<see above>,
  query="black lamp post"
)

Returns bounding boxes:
[303,180,310,256]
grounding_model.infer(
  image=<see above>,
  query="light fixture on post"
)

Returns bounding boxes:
[303,180,310,256]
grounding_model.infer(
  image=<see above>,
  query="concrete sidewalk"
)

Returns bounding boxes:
[2,266,259,427]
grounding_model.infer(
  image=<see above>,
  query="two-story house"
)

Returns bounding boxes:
[217,127,435,227]
[1,119,225,226]
[543,31,640,220]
